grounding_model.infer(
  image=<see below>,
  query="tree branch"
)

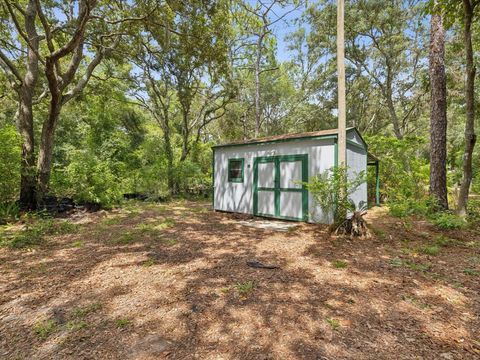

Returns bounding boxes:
[0,49,22,82]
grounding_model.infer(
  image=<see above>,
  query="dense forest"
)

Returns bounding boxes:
[0,0,479,222]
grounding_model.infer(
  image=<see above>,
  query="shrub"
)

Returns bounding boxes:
[365,136,432,214]
[467,199,480,224]
[0,125,20,204]
[51,150,125,208]
[388,196,438,218]
[305,166,366,225]
[430,212,466,230]
[0,202,20,223]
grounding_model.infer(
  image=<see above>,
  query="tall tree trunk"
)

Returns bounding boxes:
[17,0,39,210]
[163,122,176,195]
[17,89,36,210]
[457,0,477,216]
[385,72,403,140]
[429,9,448,210]
[180,112,190,162]
[36,93,62,202]
[254,35,263,138]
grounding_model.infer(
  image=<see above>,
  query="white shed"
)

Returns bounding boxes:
[212,127,376,224]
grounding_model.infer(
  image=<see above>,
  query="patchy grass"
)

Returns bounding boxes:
[434,235,457,247]
[135,223,158,233]
[468,256,480,265]
[332,260,348,269]
[325,318,340,331]
[101,216,124,226]
[462,268,479,276]
[163,238,178,246]
[71,240,85,248]
[156,218,175,230]
[389,258,404,267]
[0,219,78,248]
[389,258,431,272]
[419,244,441,256]
[65,320,88,331]
[115,319,130,328]
[287,226,299,234]
[406,261,431,272]
[142,258,156,267]
[114,231,137,245]
[401,294,430,309]
[34,319,57,339]
[109,218,176,245]
[73,303,102,318]
[369,225,386,240]
[219,286,231,294]
[234,281,255,298]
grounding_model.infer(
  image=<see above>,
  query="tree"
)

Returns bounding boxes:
[0,0,146,208]
[305,0,428,139]
[133,0,234,194]
[429,2,448,210]
[456,0,478,215]
[238,0,301,137]
[0,0,40,209]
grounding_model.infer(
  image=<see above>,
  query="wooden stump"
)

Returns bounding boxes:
[335,211,370,238]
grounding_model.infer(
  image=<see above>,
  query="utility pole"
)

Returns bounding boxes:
[337,0,346,167]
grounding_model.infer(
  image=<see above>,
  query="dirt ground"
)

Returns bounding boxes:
[0,201,479,360]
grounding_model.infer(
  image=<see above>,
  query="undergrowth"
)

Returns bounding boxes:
[429,212,466,230]
[0,217,79,248]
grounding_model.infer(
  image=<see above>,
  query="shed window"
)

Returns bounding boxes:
[228,158,244,182]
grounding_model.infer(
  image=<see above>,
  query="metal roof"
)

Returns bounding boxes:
[212,127,357,148]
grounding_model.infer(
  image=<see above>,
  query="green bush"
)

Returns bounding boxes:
[51,149,124,207]
[0,125,20,204]
[467,199,480,224]
[305,166,366,225]
[388,197,435,218]
[365,136,431,215]
[429,212,466,230]
[0,202,20,223]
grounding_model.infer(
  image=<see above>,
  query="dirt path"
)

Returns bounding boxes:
[0,201,479,359]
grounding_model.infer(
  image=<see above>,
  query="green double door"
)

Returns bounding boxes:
[253,154,308,221]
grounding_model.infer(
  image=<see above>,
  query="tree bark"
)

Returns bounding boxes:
[160,109,175,195]
[36,87,62,202]
[254,34,263,137]
[385,69,403,140]
[457,0,477,216]
[17,88,37,210]
[180,112,190,162]
[17,0,40,210]
[429,9,448,210]
[164,131,175,195]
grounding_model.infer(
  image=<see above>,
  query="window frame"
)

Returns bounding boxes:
[228,158,244,183]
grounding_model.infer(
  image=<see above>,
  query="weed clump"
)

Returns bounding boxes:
[1,218,78,248]
[429,212,466,230]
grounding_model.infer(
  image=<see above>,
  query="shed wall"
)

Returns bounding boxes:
[346,144,368,212]
[214,138,335,223]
